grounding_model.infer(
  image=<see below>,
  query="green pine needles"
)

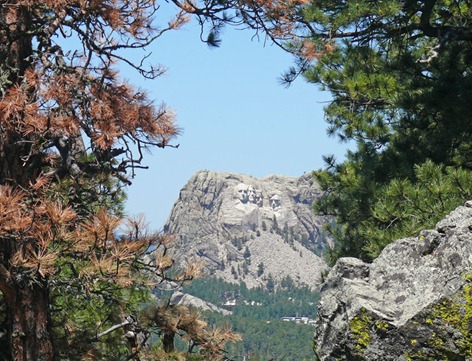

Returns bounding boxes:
[297,0,472,264]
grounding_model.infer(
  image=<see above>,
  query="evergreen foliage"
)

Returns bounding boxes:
[210,316,316,361]
[286,0,472,263]
[244,246,251,259]
[257,262,265,277]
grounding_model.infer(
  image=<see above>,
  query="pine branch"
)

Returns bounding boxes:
[93,317,133,340]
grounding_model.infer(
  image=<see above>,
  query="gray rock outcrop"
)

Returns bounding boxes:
[170,291,232,316]
[164,170,330,290]
[314,201,472,360]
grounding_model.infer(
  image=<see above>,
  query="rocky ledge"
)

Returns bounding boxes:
[314,201,472,360]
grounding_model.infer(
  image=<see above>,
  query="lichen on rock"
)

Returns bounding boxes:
[350,309,372,353]
[314,201,472,360]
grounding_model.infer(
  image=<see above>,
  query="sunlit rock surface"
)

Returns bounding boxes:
[164,170,330,290]
[314,201,472,360]
[170,291,232,316]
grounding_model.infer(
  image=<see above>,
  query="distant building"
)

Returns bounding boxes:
[223,299,237,306]
[281,316,316,326]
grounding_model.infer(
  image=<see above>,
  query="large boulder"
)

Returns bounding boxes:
[170,291,232,316]
[314,201,472,360]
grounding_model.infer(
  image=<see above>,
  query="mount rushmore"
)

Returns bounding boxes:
[163,170,330,289]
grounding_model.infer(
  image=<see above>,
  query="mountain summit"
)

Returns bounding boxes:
[164,170,329,290]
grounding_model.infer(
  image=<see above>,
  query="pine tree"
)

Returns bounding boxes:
[266,275,275,293]
[257,262,264,277]
[285,0,472,262]
[0,1,302,359]
[244,246,251,259]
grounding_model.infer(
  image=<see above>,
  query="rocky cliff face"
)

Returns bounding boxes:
[164,170,329,290]
[314,201,472,360]
[170,291,232,316]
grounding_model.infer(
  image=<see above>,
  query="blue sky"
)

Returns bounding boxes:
[123,14,349,229]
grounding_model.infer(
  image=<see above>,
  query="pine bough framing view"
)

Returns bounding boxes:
[1,0,471,360]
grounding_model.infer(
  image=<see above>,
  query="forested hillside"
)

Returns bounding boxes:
[183,278,320,361]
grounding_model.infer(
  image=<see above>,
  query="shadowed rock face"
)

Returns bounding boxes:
[164,170,330,290]
[314,201,472,361]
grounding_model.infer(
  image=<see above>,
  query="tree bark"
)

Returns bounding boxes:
[0,2,38,187]
[3,277,54,361]
[0,3,55,359]
[162,331,175,353]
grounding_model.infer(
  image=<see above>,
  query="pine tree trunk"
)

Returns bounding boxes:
[0,254,54,361]
[163,331,175,353]
[4,277,54,361]
[0,4,54,358]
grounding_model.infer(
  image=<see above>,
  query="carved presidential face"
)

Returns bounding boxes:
[247,185,256,203]
[255,191,263,207]
[269,194,281,209]
[234,184,249,203]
